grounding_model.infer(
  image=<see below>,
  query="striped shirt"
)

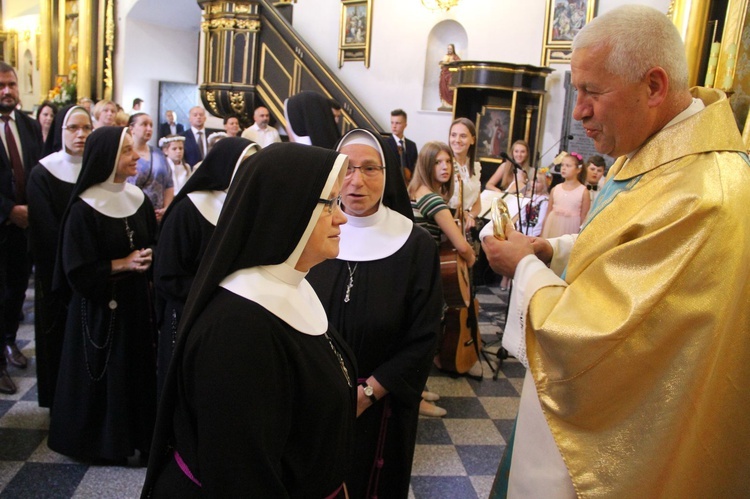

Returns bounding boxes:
[412,192,450,245]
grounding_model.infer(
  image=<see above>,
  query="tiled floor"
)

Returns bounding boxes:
[0,281,521,498]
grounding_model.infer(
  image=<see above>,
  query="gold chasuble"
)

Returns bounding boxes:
[527,88,750,497]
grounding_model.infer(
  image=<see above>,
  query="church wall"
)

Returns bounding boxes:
[117,17,199,134]
[0,0,671,152]
[291,0,671,163]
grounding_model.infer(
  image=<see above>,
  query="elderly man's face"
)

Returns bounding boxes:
[189,107,206,129]
[571,45,651,158]
[340,143,384,217]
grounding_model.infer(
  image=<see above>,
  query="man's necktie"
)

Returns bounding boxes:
[398,139,406,168]
[1,115,25,203]
[196,130,205,160]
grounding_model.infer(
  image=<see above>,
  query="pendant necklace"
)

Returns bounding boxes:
[124,217,135,250]
[344,261,358,303]
[324,332,352,387]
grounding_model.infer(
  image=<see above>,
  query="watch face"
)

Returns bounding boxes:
[363,385,374,396]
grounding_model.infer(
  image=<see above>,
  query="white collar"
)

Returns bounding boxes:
[187,190,226,226]
[337,205,413,262]
[219,263,328,335]
[79,181,145,218]
[392,134,406,144]
[191,126,205,135]
[39,150,82,184]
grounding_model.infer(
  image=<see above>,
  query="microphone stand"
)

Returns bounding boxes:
[499,152,524,234]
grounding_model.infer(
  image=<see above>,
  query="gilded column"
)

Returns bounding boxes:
[39,0,53,102]
[668,0,711,88]
[77,0,93,100]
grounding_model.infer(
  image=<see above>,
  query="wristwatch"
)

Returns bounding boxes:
[360,382,378,404]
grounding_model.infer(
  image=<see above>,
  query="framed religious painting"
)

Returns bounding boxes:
[541,0,597,66]
[338,0,372,68]
[476,106,512,164]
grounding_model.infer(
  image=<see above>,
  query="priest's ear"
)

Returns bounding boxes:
[644,66,669,109]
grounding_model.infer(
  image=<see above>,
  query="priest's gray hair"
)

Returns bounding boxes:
[572,5,689,92]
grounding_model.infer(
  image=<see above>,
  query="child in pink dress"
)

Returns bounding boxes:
[541,153,591,238]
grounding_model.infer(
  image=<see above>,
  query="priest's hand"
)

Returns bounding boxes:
[481,223,534,278]
[529,236,553,265]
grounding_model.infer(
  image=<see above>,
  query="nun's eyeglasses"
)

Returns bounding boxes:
[317,194,342,214]
[64,125,93,133]
[345,165,384,178]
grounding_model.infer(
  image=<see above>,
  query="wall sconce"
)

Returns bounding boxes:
[421,0,461,12]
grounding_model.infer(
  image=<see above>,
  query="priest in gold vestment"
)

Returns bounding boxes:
[482,6,750,498]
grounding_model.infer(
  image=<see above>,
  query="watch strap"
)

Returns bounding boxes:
[360,382,378,404]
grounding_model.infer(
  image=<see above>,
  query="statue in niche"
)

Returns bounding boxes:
[438,44,460,111]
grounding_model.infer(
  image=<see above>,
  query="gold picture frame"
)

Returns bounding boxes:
[541,0,597,66]
[338,0,372,68]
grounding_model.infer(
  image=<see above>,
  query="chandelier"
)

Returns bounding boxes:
[421,0,462,12]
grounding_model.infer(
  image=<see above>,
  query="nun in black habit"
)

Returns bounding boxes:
[307,129,443,499]
[142,143,356,498]
[284,90,341,149]
[153,137,258,398]
[48,127,158,462]
[27,104,91,407]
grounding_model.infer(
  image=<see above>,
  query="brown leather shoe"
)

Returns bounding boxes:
[4,343,28,369]
[0,368,17,395]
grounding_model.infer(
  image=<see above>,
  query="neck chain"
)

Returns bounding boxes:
[124,217,135,250]
[344,262,358,303]
[324,332,352,387]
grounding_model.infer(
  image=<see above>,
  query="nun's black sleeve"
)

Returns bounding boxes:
[27,165,74,279]
[153,199,212,304]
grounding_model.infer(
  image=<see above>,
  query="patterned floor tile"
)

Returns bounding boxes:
[0,402,13,420]
[435,396,489,419]
[455,445,504,475]
[467,376,520,397]
[415,418,451,445]
[72,466,147,498]
[0,401,49,430]
[470,474,496,499]
[443,419,503,446]
[0,463,23,495]
[0,429,49,462]
[479,396,520,420]
[0,462,88,498]
[410,445,466,476]
[493,419,516,444]
[410,475,478,499]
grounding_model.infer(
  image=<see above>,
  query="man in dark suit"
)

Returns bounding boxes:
[180,106,207,167]
[158,109,185,140]
[385,109,418,183]
[0,63,43,394]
